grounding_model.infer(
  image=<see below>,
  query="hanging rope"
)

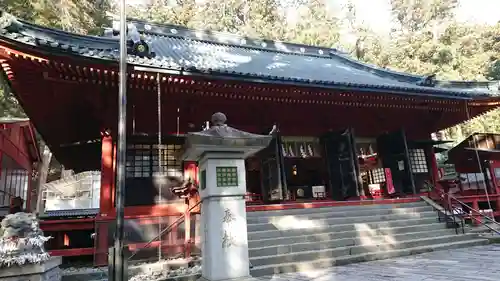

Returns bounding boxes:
[132,105,136,135]
[177,107,180,136]
[157,73,163,260]
[465,101,495,221]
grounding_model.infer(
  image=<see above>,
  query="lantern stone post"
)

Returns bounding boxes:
[182,113,271,281]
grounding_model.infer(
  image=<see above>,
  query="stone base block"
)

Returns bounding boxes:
[0,257,62,281]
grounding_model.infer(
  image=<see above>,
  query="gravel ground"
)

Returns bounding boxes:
[62,257,201,281]
[129,265,201,281]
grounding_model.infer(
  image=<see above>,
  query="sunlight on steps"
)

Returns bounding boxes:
[247,201,489,276]
[355,223,397,251]
[267,208,424,231]
[269,215,324,230]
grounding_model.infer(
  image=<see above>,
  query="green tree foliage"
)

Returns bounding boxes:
[386,0,500,141]
[285,0,341,47]
[390,0,458,33]
[337,1,388,65]
[3,0,112,35]
[1,0,113,119]
[0,75,25,118]
[128,0,288,39]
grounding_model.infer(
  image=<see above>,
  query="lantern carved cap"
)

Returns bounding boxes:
[192,112,268,139]
[211,112,227,126]
[181,112,272,161]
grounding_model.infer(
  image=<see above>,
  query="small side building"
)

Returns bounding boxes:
[0,118,40,212]
[445,132,500,219]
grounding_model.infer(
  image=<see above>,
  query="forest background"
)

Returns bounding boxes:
[3,0,500,175]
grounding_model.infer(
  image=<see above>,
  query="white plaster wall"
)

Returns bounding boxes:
[44,172,101,211]
[45,198,93,210]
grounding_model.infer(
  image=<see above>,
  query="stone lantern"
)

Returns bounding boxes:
[182,112,271,281]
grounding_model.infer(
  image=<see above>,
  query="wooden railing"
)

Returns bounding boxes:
[429,183,500,234]
[126,199,202,261]
[93,184,201,266]
[449,195,500,235]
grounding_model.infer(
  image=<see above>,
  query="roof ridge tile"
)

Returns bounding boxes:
[0,10,499,99]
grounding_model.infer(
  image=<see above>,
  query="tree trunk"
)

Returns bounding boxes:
[35,144,52,214]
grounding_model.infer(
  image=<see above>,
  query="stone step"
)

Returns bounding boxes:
[247,201,427,218]
[246,206,433,224]
[248,222,446,247]
[249,233,478,267]
[247,210,437,232]
[249,228,459,257]
[250,238,489,276]
[248,216,440,240]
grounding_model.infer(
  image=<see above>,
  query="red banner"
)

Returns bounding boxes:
[385,168,395,194]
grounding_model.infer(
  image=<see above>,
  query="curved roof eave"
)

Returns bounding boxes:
[0,11,499,100]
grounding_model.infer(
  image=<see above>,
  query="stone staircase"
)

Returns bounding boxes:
[247,200,489,276]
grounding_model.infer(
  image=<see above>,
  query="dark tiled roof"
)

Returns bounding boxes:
[1,11,500,99]
[40,208,99,218]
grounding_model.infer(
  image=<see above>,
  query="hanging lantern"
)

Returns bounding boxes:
[307,143,314,157]
[368,144,374,155]
[288,144,295,157]
[299,144,307,158]
[282,144,287,157]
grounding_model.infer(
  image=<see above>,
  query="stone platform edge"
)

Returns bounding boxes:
[0,256,62,279]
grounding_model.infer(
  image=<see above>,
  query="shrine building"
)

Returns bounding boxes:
[1,11,500,260]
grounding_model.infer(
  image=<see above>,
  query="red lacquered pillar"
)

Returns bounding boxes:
[100,132,114,216]
[428,147,439,185]
[95,132,114,265]
[472,200,481,226]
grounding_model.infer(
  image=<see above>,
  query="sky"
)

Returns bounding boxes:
[346,0,500,34]
[455,0,500,24]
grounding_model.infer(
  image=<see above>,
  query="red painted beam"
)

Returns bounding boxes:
[48,248,94,257]
[98,204,187,220]
[452,194,500,203]
[246,198,421,212]
[41,223,94,231]
[96,216,182,225]
[49,247,94,257]
[40,215,182,232]
[60,244,189,262]
[40,218,95,231]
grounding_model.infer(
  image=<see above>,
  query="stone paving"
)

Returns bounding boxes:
[260,245,500,281]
